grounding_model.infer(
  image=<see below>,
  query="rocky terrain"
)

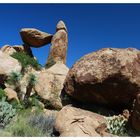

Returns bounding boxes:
[0,20,140,137]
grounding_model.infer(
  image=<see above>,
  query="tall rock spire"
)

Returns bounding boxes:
[46,20,68,68]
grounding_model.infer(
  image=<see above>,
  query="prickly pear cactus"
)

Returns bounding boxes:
[106,115,128,136]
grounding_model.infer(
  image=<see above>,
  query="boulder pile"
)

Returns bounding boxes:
[0,20,140,137]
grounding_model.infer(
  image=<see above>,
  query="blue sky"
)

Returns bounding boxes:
[0,4,140,68]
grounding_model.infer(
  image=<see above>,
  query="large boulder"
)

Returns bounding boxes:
[64,48,140,108]
[20,28,53,47]
[131,94,140,135]
[0,51,22,84]
[46,20,68,66]
[35,62,69,109]
[54,105,115,137]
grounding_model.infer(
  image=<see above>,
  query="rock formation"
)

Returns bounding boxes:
[63,48,140,108]
[20,28,53,47]
[54,105,115,137]
[0,50,21,84]
[35,62,69,109]
[1,44,33,57]
[0,45,16,55]
[46,20,68,66]
[1,20,139,137]
[4,88,19,102]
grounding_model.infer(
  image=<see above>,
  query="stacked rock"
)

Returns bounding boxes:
[19,20,68,66]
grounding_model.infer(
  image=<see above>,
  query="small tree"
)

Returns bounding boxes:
[24,73,37,108]
[7,71,22,100]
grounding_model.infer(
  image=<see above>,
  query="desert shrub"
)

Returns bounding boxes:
[106,115,128,136]
[9,99,24,110]
[0,88,6,99]
[0,130,12,137]
[5,108,55,136]
[29,111,56,136]
[11,52,41,70]
[0,97,16,128]
[4,108,43,136]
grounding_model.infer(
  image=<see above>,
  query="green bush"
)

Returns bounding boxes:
[7,71,22,85]
[11,52,41,70]
[0,88,6,99]
[27,73,37,86]
[0,97,16,127]
[4,108,55,136]
[9,99,24,110]
[106,115,128,136]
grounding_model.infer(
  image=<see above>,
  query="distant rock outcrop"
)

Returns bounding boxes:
[64,48,140,108]
[46,20,68,66]
[20,28,53,47]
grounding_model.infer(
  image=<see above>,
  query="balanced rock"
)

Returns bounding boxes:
[0,51,21,84]
[54,105,114,137]
[64,48,140,108]
[46,20,68,66]
[131,94,140,135]
[20,28,53,47]
[35,62,69,109]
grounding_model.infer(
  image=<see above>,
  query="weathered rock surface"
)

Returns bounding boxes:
[4,88,19,101]
[64,48,140,108]
[56,20,67,32]
[46,20,68,66]
[20,28,53,47]
[54,105,114,137]
[0,51,21,84]
[35,62,69,109]
[131,94,140,135]
[1,45,16,55]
